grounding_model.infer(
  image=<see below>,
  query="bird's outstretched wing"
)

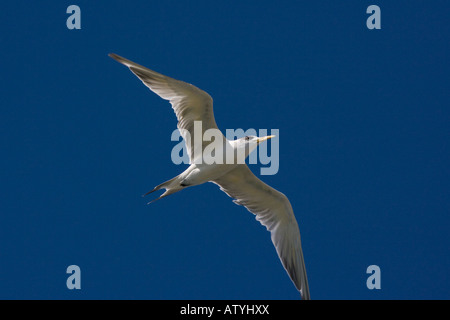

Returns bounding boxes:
[212,165,310,300]
[109,53,219,162]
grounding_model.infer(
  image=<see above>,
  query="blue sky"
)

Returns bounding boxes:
[0,1,449,299]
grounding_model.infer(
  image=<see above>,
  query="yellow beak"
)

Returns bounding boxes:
[257,135,276,143]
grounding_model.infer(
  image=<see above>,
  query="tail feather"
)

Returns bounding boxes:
[142,187,158,197]
[146,189,177,204]
[143,176,183,203]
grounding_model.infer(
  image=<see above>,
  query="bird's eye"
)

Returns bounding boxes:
[245,136,250,141]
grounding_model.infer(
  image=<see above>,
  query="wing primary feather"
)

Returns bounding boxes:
[212,165,310,300]
[108,53,220,162]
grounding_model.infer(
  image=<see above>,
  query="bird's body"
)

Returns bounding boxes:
[146,161,236,203]
[109,53,311,299]
[182,162,234,187]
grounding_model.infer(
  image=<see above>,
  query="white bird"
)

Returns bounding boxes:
[109,53,311,300]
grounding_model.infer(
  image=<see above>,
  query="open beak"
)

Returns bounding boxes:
[257,135,276,143]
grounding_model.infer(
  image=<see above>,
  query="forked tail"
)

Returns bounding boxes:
[142,175,184,204]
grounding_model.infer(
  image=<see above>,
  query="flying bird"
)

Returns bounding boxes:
[109,53,310,300]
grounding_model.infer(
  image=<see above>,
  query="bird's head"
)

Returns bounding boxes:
[233,135,276,160]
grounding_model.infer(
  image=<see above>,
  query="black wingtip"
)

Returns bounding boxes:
[109,53,130,65]
[108,53,121,62]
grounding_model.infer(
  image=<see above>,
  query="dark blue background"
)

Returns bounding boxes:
[1,1,449,299]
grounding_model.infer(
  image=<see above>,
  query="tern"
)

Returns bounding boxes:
[109,53,310,299]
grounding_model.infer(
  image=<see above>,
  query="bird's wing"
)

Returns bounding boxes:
[109,53,219,162]
[212,165,310,300]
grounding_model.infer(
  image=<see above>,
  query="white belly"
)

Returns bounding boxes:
[181,163,236,187]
